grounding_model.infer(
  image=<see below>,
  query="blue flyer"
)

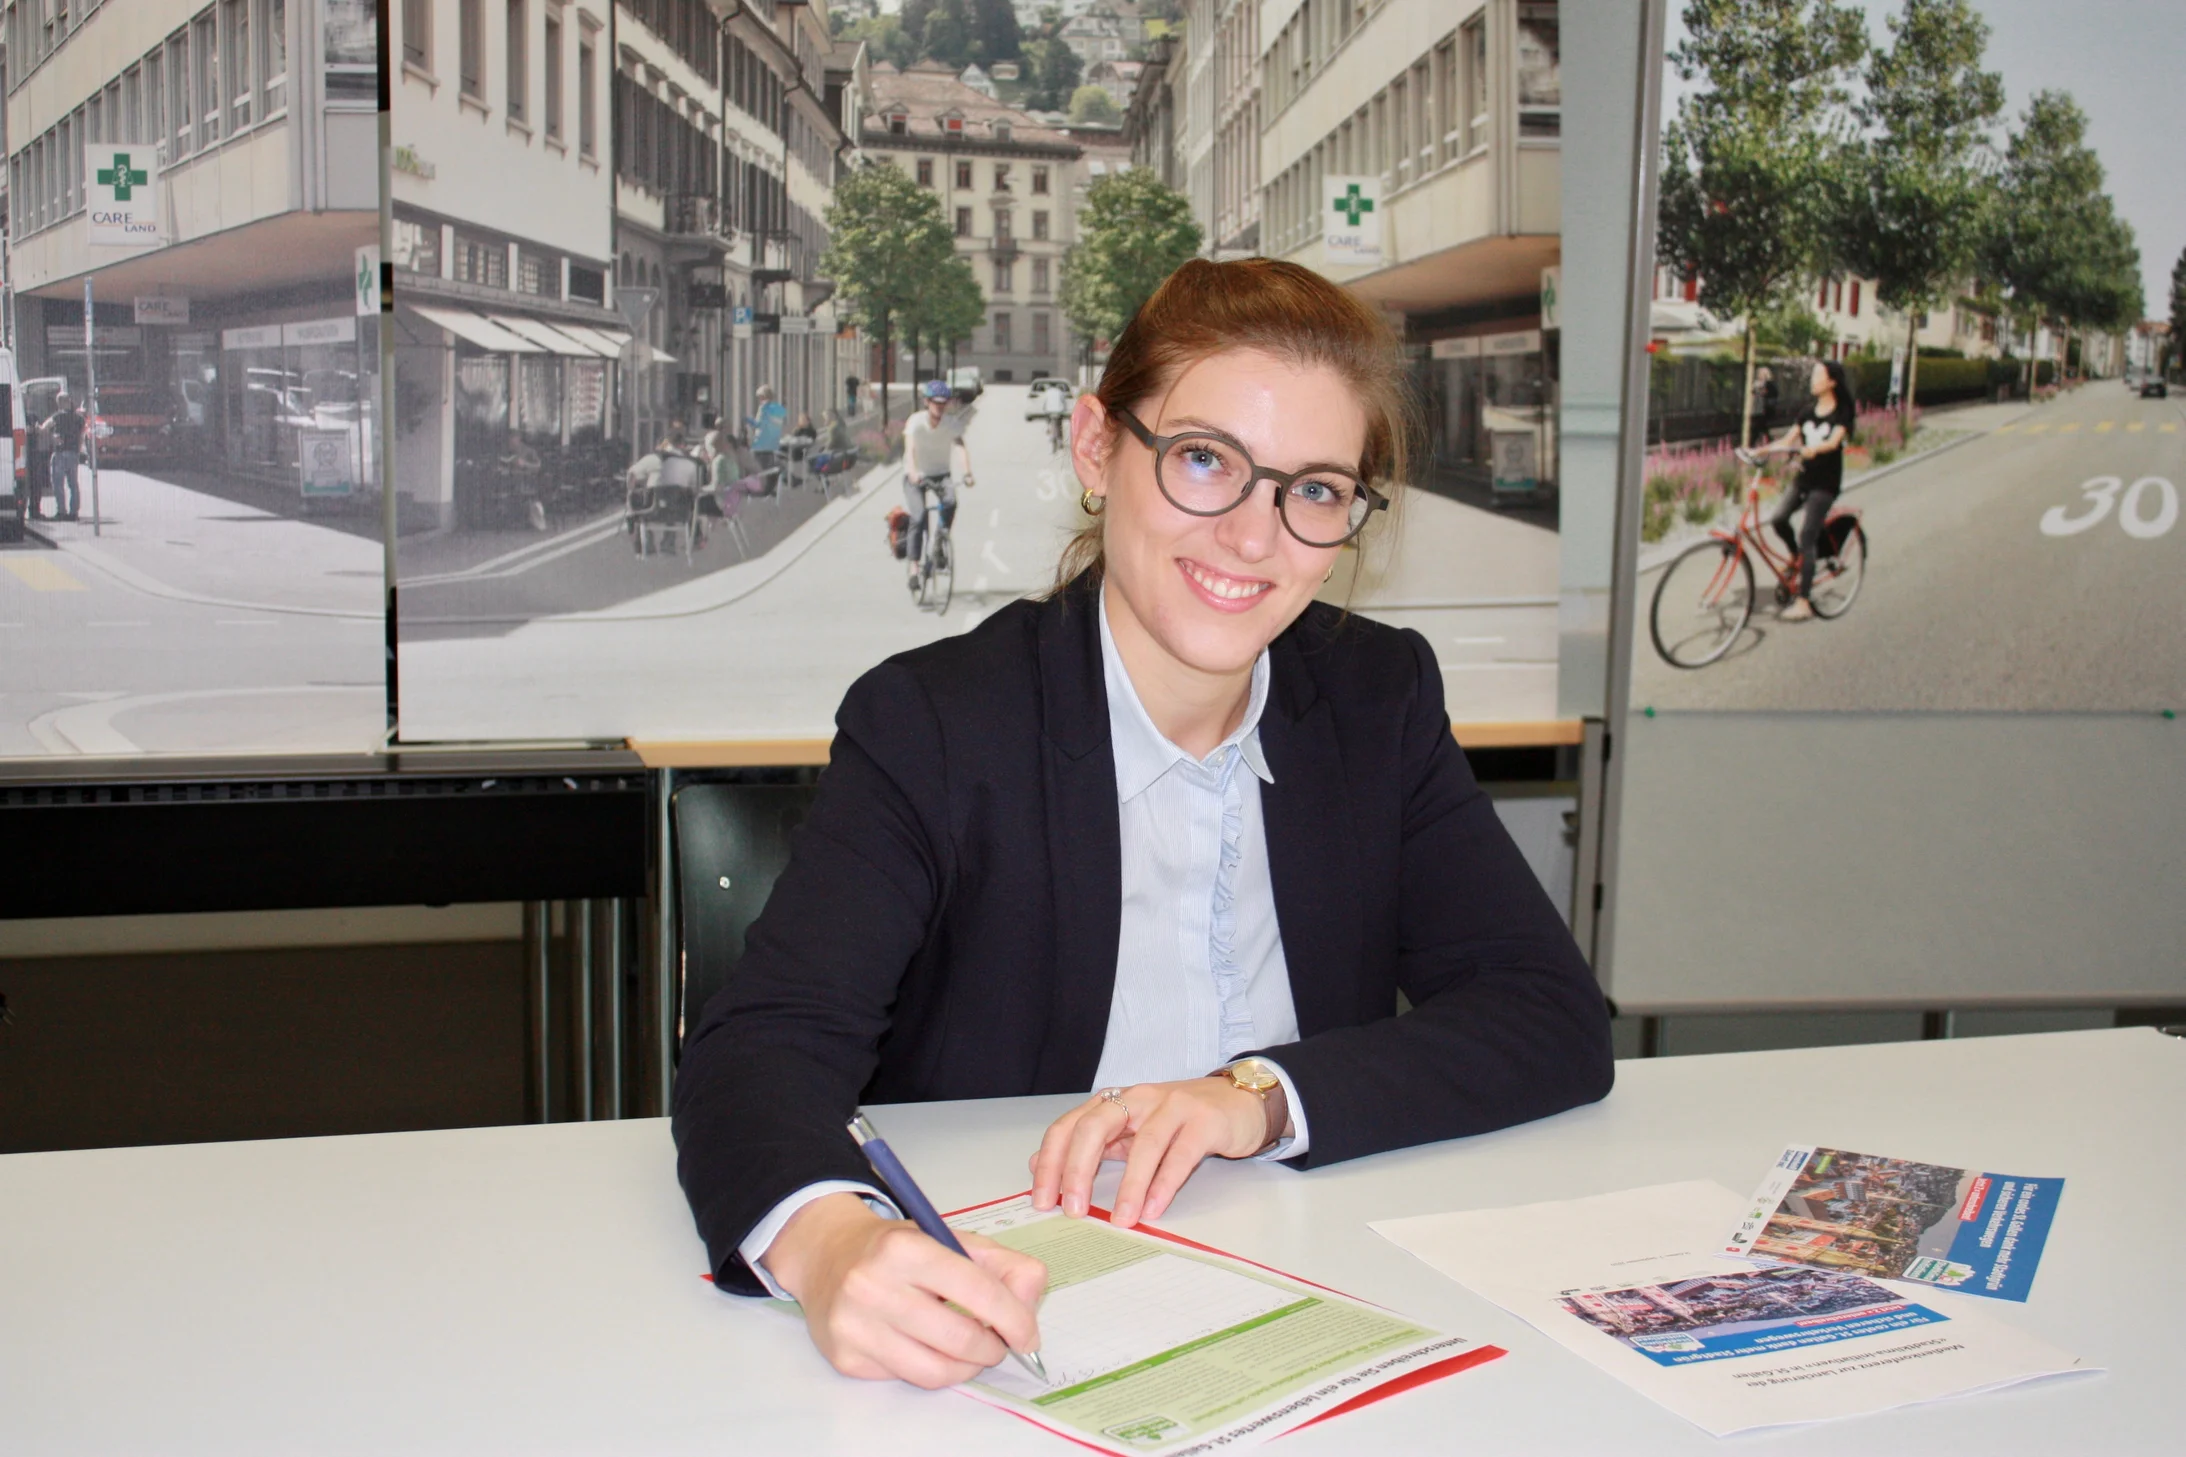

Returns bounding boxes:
[1560,1268,1952,1367]
[1725,1146,2062,1302]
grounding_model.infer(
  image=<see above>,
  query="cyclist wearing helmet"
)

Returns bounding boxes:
[902,379,975,583]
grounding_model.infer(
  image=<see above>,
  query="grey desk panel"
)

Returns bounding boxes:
[1607,712,2186,1010]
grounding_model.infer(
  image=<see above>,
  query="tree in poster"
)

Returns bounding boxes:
[1059,167,1203,367]
[2170,246,2186,379]
[819,161,958,432]
[1656,0,1866,446]
[1982,91,2140,388]
[904,254,987,385]
[1834,0,2004,432]
[1068,84,1123,126]
[1024,38,1084,112]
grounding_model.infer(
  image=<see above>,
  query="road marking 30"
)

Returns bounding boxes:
[2040,476,2178,540]
[4,557,87,591]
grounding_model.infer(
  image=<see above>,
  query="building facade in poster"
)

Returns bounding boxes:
[390,0,620,533]
[860,61,1086,384]
[3,0,380,488]
[1133,0,1561,506]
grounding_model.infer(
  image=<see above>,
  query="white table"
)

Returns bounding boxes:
[4,1029,2176,1454]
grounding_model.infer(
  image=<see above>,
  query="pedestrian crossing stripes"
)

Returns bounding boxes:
[1995,420,2173,438]
[3,557,86,592]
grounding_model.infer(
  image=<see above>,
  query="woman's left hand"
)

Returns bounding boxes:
[1028,1079,1269,1229]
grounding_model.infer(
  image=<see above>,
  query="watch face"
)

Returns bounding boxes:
[1229,1059,1280,1093]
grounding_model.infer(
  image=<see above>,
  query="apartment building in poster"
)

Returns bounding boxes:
[4,0,379,492]
[391,0,619,532]
[861,60,1083,384]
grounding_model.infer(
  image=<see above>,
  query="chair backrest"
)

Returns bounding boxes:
[655,453,705,489]
[672,782,819,1050]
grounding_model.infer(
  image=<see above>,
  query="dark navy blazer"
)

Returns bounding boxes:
[672,573,1614,1293]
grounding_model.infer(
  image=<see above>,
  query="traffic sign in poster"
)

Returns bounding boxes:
[86,144,162,246]
[1323,175,1382,266]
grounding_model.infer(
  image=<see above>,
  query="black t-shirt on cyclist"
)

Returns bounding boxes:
[1796,398,1855,494]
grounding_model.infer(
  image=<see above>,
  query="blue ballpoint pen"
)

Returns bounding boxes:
[848,1113,1049,1384]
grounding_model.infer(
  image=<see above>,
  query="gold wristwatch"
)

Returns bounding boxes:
[1212,1058,1289,1155]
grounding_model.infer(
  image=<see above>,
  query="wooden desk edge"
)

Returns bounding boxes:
[630,720,1585,768]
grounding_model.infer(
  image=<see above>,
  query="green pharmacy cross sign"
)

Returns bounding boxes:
[1331,183,1374,228]
[97,153,149,201]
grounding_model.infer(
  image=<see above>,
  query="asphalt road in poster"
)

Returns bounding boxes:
[0,472,383,758]
[396,384,1562,744]
[1,386,1562,755]
[1632,382,2186,712]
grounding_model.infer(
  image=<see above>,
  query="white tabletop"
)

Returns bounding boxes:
[3,1028,2176,1454]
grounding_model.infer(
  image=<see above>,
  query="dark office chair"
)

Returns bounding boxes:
[671,782,818,1054]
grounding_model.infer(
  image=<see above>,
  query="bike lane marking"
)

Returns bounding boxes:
[4,557,88,591]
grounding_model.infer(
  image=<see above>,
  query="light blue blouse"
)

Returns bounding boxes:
[1089,593,1311,1159]
[738,592,1312,1291]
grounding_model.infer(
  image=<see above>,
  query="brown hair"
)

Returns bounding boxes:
[1054,257,1418,589]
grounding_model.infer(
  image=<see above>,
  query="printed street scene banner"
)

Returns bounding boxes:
[1630,0,2181,713]
[387,5,1568,748]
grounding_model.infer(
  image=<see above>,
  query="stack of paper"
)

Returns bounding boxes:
[1371,1180,2094,1437]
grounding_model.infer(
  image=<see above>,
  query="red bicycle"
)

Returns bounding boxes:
[1648,448,1869,668]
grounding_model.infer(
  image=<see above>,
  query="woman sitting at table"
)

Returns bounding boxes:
[673,258,1613,1389]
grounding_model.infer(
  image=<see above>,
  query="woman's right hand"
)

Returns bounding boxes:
[761,1192,1048,1389]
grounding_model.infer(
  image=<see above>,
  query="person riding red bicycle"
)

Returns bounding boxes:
[1743,358,1855,622]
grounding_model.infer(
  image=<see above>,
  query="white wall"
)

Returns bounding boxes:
[391,0,612,264]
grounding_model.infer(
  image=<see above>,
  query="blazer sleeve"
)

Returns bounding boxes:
[1257,629,1614,1167]
[671,660,952,1293]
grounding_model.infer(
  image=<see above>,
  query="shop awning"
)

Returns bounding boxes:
[406,303,542,353]
[553,323,635,356]
[489,314,613,357]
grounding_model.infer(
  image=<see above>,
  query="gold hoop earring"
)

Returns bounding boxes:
[1079,487,1105,516]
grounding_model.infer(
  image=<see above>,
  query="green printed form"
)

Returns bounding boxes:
[954,1201,1446,1454]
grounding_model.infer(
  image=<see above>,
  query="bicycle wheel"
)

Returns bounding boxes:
[924,527,955,615]
[1809,518,1867,619]
[1650,539,1754,668]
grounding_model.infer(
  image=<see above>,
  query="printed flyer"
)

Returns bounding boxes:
[1372,1181,2094,1436]
[1726,1146,2063,1301]
[947,1195,1502,1456]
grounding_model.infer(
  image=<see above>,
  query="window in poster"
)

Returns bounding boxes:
[324,0,380,102]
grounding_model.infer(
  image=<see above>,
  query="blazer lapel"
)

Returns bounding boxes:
[1033,580,1123,1091]
[1258,632,1361,1040]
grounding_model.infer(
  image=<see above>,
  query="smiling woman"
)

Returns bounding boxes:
[671,257,1614,1393]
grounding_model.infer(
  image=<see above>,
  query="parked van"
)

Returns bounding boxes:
[0,349,29,542]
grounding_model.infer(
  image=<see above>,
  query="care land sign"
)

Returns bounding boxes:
[1323,174,1383,266]
[86,144,162,246]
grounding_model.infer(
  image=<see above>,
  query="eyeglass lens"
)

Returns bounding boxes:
[1155,435,1369,546]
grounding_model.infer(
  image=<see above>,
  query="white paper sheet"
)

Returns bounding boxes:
[1371,1181,2096,1436]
